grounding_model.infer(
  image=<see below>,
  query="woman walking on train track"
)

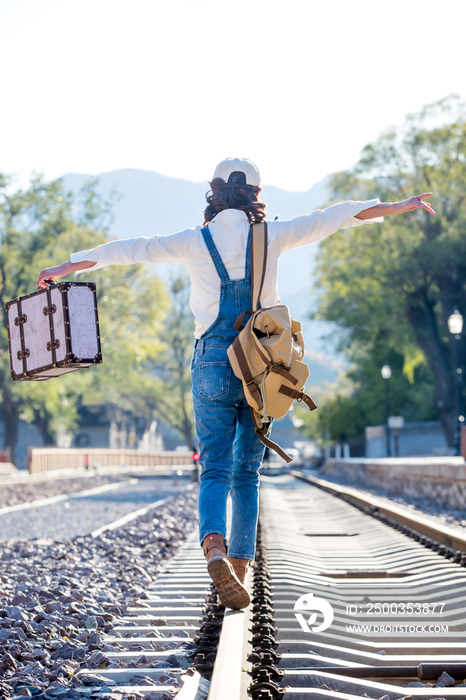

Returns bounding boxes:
[37,157,435,609]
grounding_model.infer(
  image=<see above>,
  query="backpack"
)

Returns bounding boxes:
[227,222,317,463]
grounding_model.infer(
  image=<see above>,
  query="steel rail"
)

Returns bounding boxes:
[206,566,254,700]
[253,473,466,699]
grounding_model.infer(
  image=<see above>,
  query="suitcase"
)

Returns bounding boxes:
[5,281,102,381]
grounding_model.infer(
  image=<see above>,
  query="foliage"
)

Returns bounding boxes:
[0,173,167,462]
[310,95,466,446]
[149,274,196,449]
[298,347,437,443]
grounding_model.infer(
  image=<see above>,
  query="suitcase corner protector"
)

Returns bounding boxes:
[65,352,78,363]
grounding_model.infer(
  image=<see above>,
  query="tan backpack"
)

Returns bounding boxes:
[227,222,317,463]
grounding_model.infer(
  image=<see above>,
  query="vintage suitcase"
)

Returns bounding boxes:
[5,281,102,381]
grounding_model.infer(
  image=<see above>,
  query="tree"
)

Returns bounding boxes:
[297,346,437,447]
[114,274,196,450]
[312,95,466,446]
[0,173,167,462]
[149,274,196,449]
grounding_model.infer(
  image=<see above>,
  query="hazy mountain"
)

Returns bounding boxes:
[62,168,343,384]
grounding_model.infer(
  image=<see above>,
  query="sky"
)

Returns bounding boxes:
[1,0,465,192]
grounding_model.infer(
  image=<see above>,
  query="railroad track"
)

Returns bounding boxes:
[75,529,215,697]
[254,472,466,700]
[35,471,466,699]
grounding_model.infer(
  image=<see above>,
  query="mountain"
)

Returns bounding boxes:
[62,168,343,384]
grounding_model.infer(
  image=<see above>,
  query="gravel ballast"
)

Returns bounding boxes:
[0,486,199,700]
[0,476,126,509]
[0,477,190,541]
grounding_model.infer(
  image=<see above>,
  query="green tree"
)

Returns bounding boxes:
[297,347,437,445]
[0,173,167,462]
[312,95,466,446]
[151,275,196,449]
[111,275,196,450]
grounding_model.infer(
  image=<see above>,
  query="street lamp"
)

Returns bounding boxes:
[448,309,464,336]
[448,308,464,456]
[381,365,392,457]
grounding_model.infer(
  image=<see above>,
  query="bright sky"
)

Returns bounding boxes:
[1,0,465,192]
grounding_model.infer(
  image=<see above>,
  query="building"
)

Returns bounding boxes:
[365,421,451,458]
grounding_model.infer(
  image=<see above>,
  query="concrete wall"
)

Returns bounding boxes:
[321,457,466,509]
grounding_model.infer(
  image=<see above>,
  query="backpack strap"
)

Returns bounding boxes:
[258,431,294,464]
[250,222,268,312]
[231,336,264,411]
[249,407,293,463]
[278,385,318,411]
[234,222,268,330]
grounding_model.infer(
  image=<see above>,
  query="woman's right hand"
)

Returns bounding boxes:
[37,262,71,289]
[37,259,97,288]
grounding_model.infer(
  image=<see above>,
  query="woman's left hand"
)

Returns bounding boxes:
[401,193,435,215]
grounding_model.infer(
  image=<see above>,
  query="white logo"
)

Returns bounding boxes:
[294,593,334,633]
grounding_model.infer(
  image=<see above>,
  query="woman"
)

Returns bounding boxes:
[37,157,435,609]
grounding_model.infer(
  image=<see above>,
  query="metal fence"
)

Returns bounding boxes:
[27,447,192,474]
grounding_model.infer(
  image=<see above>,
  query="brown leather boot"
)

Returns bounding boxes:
[227,557,249,585]
[202,534,250,610]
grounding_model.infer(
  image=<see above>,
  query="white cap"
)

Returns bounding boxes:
[212,157,261,187]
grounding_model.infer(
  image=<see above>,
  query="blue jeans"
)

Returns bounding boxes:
[191,340,266,559]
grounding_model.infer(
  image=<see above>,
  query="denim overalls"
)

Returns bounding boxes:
[191,225,266,559]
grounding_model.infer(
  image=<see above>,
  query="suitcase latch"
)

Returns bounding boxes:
[14,314,27,326]
[17,349,30,360]
[43,304,57,316]
[46,339,60,351]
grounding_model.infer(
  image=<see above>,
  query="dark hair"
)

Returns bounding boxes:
[203,177,267,224]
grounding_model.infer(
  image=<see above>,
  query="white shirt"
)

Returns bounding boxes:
[70,199,382,338]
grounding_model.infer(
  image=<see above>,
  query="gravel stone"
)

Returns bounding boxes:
[0,484,198,698]
[6,607,27,621]
[165,653,180,668]
[84,616,98,630]
[1,651,17,669]
[87,633,100,647]
[437,671,455,687]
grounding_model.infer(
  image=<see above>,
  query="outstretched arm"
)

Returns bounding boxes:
[37,226,195,290]
[355,193,435,220]
[37,260,96,289]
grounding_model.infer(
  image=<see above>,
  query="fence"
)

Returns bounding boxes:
[27,448,192,474]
